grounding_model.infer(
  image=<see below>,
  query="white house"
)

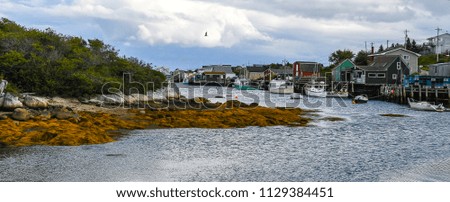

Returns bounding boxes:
[428,33,450,55]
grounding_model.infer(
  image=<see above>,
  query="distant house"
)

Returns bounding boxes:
[428,33,450,55]
[370,48,421,74]
[332,59,355,82]
[293,61,321,78]
[246,65,268,80]
[264,67,293,80]
[429,63,450,77]
[203,65,236,79]
[172,69,186,82]
[353,55,410,85]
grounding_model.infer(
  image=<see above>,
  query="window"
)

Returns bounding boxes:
[392,74,397,80]
[377,73,385,78]
[368,73,377,78]
[403,55,410,60]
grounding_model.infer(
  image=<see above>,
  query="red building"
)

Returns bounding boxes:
[293,61,322,78]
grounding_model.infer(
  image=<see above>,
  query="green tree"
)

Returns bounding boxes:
[377,45,384,53]
[354,50,369,65]
[329,49,354,66]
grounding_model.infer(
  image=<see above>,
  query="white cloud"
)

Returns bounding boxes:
[1,0,450,67]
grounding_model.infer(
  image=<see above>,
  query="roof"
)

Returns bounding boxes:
[203,65,234,74]
[332,59,355,72]
[246,66,268,72]
[427,33,450,40]
[429,62,450,67]
[370,47,421,57]
[203,71,225,75]
[357,55,400,71]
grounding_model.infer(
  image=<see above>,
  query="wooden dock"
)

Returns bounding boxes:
[379,85,450,107]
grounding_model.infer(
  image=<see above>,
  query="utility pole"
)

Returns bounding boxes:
[387,40,389,49]
[436,27,442,62]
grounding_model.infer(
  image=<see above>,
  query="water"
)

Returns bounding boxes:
[0,85,449,182]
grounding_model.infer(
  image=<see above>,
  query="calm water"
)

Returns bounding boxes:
[1,85,450,182]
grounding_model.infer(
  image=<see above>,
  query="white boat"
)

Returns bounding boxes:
[305,81,327,97]
[269,79,294,94]
[290,93,303,99]
[352,94,368,104]
[407,98,445,112]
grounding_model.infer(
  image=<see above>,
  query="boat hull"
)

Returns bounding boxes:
[352,94,368,104]
[269,87,294,94]
[305,90,327,97]
[408,98,445,112]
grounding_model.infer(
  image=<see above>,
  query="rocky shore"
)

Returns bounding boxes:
[0,93,311,147]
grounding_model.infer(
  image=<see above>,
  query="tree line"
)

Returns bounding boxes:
[0,18,165,97]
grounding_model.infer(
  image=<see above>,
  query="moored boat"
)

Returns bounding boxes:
[407,98,445,112]
[269,79,294,94]
[233,78,256,90]
[352,94,368,104]
[305,81,327,97]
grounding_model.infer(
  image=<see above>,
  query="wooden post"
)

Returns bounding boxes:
[425,87,428,101]
[403,86,406,104]
[435,89,439,103]
[410,86,413,99]
[448,88,450,107]
[419,85,422,101]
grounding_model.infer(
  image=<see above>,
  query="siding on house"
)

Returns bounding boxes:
[370,48,421,74]
[357,55,410,85]
[429,63,450,76]
[332,59,355,81]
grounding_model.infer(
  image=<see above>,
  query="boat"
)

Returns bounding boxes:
[326,90,349,98]
[407,98,445,112]
[269,79,294,94]
[290,93,303,99]
[233,78,256,90]
[305,81,327,97]
[352,94,368,104]
[327,82,349,98]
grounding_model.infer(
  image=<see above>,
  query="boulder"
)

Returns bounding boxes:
[53,111,80,122]
[2,93,23,109]
[90,94,124,105]
[12,108,30,121]
[125,94,150,105]
[23,96,48,108]
[0,96,4,108]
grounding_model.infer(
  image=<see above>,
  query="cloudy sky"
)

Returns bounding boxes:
[1,0,449,70]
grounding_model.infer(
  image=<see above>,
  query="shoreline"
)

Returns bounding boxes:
[0,97,311,147]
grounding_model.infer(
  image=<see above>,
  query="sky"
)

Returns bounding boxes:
[0,0,450,70]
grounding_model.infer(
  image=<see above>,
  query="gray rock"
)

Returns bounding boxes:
[12,108,30,121]
[89,94,124,105]
[2,93,23,109]
[0,96,4,108]
[23,96,48,108]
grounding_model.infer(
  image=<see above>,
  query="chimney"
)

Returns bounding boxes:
[370,44,375,62]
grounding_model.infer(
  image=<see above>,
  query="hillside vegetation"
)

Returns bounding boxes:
[0,18,165,97]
